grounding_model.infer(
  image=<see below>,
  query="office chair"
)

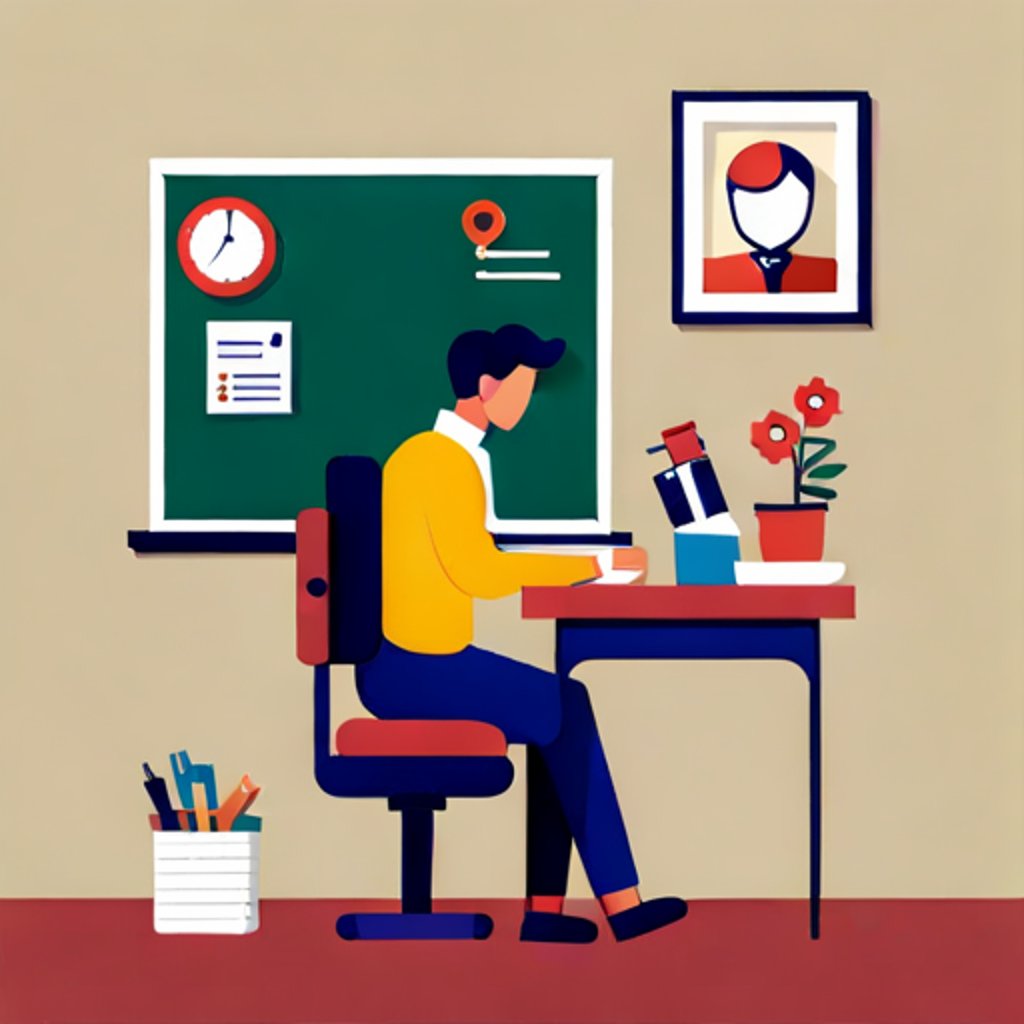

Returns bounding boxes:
[296,455,515,940]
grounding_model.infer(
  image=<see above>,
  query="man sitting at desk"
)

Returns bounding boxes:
[356,323,687,943]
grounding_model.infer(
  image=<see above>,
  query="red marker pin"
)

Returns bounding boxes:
[462,200,506,258]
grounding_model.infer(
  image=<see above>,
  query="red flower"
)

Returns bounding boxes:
[794,376,842,428]
[750,411,800,464]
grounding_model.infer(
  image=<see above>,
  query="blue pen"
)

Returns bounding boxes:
[169,750,218,810]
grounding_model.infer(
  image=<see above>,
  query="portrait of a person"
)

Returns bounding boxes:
[703,140,838,294]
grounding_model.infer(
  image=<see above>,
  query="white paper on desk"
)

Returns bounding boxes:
[584,568,643,585]
[499,545,611,555]
[207,321,292,414]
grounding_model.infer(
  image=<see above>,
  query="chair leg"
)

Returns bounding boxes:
[335,796,494,941]
[400,804,433,914]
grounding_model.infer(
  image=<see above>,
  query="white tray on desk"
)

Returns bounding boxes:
[734,561,846,586]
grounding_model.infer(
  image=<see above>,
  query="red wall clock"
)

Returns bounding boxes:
[177,197,277,297]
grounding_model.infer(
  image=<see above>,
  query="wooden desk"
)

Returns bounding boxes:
[521,584,857,939]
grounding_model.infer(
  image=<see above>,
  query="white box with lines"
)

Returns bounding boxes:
[153,832,260,935]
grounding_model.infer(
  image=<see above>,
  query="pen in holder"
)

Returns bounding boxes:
[648,421,740,585]
[170,750,218,813]
[143,763,181,832]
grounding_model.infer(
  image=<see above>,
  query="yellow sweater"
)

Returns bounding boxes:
[382,430,596,654]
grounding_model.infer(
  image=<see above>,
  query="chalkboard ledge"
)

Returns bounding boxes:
[128,530,295,553]
[127,530,633,554]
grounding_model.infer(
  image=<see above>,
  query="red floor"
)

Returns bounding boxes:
[0,899,1021,1024]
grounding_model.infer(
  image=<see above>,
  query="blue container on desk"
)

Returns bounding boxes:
[674,530,740,584]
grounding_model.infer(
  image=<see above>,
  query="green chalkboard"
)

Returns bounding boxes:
[156,162,606,528]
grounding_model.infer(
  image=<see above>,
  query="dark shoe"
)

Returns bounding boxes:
[608,897,688,942]
[519,910,599,944]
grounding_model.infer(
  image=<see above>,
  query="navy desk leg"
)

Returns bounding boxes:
[554,617,825,940]
[778,621,823,939]
[811,665,821,939]
[554,622,570,681]
[800,624,823,940]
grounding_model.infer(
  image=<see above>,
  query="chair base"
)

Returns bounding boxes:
[336,911,494,941]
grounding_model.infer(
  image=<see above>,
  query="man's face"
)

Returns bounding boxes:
[729,171,812,252]
[481,365,537,430]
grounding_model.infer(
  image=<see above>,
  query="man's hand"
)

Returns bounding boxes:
[587,546,648,584]
[612,546,647,583]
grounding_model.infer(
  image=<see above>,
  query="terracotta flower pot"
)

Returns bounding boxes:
[754,503,828,561]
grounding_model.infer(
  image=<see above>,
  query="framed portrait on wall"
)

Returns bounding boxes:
[672,90,872,326]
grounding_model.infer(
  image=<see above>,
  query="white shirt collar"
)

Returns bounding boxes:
[432,409,498,530]
[433,409,486,452]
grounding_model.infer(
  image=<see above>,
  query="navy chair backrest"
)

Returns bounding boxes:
[325,455,382,665]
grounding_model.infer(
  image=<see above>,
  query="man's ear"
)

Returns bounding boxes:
[479,374,502,402]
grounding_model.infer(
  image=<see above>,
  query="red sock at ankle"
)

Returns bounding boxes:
[527,895,565,914]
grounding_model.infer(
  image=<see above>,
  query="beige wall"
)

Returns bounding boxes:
[2,0,1021,900]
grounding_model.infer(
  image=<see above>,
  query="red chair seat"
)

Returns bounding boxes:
[336,719,507,758]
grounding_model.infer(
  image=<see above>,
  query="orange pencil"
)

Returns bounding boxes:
[192,782,211,831]
[214,774,260,832]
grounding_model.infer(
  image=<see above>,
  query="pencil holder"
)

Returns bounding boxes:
[153,832,260,935]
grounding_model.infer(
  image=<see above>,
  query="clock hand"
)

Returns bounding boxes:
[207,236,231,267]
[207,209,237,268]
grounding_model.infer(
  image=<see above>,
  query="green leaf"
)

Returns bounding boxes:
[808,462,847,479]
[802,438,836,470]
[800,484,837,500]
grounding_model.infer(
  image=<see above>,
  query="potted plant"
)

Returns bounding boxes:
[749,377,846,561]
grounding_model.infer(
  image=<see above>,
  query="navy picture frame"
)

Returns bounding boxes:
[671,90,872,326]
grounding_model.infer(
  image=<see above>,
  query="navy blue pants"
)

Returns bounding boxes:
[356,639,639,898]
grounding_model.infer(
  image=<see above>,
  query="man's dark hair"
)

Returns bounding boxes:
[447,324,566,399]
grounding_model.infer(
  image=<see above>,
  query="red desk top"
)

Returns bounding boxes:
[522,585,856,621]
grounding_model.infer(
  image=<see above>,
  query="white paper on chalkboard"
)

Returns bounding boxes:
[206,321,292,415]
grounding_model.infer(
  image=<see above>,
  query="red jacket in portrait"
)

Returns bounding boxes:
[703,253,837,293]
